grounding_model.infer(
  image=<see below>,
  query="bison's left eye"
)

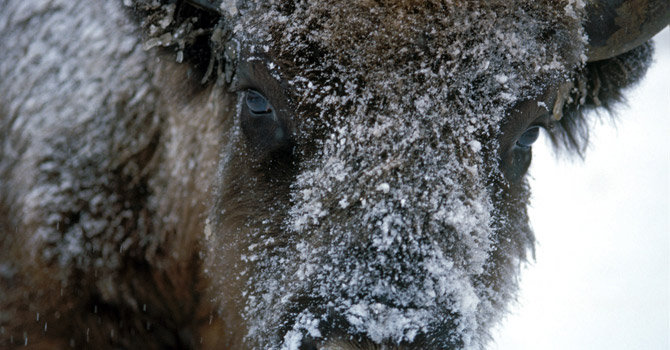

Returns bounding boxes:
[240,89,292,157]
[516,126,540,148]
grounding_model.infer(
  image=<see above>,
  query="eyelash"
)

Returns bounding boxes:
[516,126,540,148]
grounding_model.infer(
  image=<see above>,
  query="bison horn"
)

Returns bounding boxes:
[585,0,669,61]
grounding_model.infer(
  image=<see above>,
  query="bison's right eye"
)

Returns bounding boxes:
[516,126,540,148]
[246,89,272,114]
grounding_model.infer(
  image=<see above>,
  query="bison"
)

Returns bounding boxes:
[0,0,667,349]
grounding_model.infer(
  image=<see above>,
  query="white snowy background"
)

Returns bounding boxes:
[493,28,669,349]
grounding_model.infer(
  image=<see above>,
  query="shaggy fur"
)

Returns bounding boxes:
[0,0,656,349]
[552,42,653,155]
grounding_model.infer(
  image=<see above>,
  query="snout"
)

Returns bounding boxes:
[298,330,453,350]
[240,96,508,348]
[282,307,464,350]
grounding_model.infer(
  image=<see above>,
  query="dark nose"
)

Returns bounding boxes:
[299,333,409,350]
[299,337,318,350]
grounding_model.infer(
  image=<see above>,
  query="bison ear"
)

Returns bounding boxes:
[546,0,667,154]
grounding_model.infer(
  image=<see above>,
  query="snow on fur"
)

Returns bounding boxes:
[208,1,588,348]
[0,0,594,348]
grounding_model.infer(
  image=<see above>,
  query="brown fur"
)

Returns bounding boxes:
[0,0,659,349]
[0,52,228,348]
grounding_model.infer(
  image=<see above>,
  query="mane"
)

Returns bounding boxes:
[550,42,654,156]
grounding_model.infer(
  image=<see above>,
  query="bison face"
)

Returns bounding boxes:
[1,0,662,349]
[201,1,587,348]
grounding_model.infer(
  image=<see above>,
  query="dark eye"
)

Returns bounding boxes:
[245,90,272,114]
[240,88,292,158]
[516,126,540,148]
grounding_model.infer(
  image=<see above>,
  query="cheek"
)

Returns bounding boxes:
[203,146,296,299]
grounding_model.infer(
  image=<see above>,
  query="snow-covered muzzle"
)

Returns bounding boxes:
[205,1,588,349]
[234,81,528,349]
[254,101,501,348]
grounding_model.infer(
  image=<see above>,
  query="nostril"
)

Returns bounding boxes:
[299,337,318,350]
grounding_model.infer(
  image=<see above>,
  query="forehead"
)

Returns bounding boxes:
[235,1,585,121]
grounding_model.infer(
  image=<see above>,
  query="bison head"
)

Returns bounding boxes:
[0,0,666,349]
[158,1,661,348]
[135,0,667,348]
